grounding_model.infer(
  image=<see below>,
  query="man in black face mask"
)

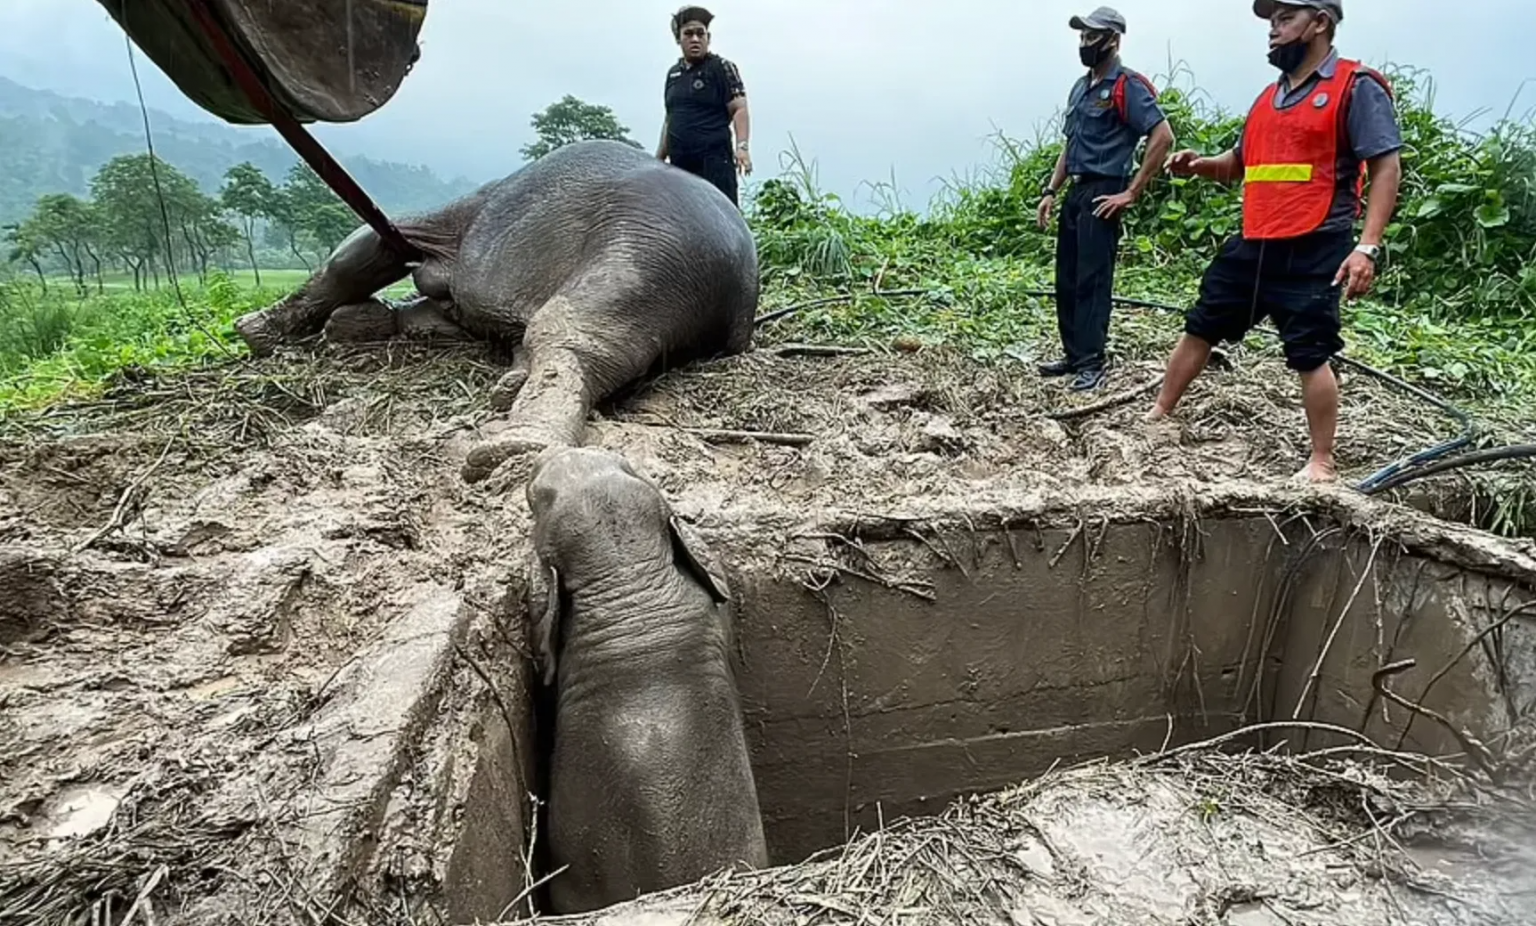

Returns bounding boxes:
[1037,6,1175,393]
[1147,0,1404,484]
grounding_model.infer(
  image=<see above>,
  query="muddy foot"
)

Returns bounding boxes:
[234,310,283,358]
[322,300,398,345]
[488,369,530,412]
[1291,457,1339,485]
[462,429,558,485]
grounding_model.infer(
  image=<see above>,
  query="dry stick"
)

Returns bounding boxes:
[118,864,168,926]
[1373,660,1498,778]
[1047,374,1166,421]
[1139,720,1386,764]
[683,427,815,447]
[1292,537,1382,720]
[73,433,178,554]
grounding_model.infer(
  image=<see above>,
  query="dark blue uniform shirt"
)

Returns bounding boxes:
[1062,61,1167,178]
[1234,48,1403,233]
[664,53,745,158]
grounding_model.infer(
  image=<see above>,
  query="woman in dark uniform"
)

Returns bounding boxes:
[655,5,752,206]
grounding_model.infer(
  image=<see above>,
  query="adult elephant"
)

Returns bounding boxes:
[525,445,769,914]
[233,139,759,483]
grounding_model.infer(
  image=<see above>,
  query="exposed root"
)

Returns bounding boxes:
[1372,660,1499,780]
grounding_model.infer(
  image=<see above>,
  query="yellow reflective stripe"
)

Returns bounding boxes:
[1245,164,1314,183]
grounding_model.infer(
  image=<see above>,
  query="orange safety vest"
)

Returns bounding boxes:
[1240,58,1392,240]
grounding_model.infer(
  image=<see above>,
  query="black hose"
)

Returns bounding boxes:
[1358,444,1536,495]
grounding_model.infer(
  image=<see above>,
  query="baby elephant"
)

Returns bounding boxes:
[525,446,769,915]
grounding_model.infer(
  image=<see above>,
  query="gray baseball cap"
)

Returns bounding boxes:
[1253,0,1343,22]
[1069,6,1127,34]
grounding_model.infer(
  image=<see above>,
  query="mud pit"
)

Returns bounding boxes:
[2,344,1535,925]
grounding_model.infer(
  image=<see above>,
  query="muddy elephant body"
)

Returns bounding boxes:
[234,139,759,482]
[525,446,768,915]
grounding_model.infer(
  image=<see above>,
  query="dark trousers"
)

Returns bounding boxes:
[670,146,739,207]
[1054,175,1127,373]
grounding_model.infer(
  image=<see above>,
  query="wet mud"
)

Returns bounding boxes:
[1,345,1533,924]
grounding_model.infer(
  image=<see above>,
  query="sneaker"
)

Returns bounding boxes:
[1069,368,1107,392]
[1037,359,1073,377]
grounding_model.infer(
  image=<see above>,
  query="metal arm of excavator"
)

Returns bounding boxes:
[94,0,429,260]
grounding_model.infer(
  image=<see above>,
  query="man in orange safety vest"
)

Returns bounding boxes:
[1145,0,1403,484]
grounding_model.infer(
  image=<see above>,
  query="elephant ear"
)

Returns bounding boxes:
[668,515,731,605]
[527,558,562,689]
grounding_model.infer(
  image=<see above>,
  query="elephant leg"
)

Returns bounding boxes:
[322,300,397,345]
[235,223,414,357]
[461,296,649,484]
[397,295,475,342]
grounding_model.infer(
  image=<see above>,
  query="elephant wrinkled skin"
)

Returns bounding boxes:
[526,446,769,915]
[233,139,759,483]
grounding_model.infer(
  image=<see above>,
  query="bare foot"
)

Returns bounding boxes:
[1292,456,1338,484]
[1144,404,1168,423]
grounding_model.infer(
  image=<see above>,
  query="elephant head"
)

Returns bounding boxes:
[524,446,731,687]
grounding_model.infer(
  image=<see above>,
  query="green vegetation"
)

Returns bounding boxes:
[2,68,1534,533]
[521,95,644,161]
[750,64,1536,409]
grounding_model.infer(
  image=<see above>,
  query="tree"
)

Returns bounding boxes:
[89,154,167,290]
[29,195,101,295]
[520,95,642,161]
[220,162,277,286]
[3,221,48,290]
[276,163,356,267]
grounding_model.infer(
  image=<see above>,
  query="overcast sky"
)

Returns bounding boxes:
[2,0,1532,211]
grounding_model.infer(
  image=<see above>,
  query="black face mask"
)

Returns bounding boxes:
[1080,39,1111,68]
[1267,38,1308,73]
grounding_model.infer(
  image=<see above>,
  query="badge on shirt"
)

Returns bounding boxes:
[693,78,705,90]
[1313,92,1329,108]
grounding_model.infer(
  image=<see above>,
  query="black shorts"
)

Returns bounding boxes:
[669,146,738,207]
[1184,230,1352,373]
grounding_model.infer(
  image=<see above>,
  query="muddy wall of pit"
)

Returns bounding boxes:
[1271,528,1536,759]
[714,513,1536,864]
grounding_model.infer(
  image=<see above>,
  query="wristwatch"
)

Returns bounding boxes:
[1042,185,1058,198]
[735,141,750,152]
[1354,243,1381,261]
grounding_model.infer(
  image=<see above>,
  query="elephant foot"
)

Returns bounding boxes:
[396,296,476,342]
[462,427,562,485]
[233,308,283,358]
[488,368,530,411]
[235,285,336,357]
[322,300,398,345]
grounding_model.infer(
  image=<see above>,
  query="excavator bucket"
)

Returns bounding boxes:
[93,0,428,125]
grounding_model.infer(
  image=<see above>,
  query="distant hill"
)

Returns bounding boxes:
[0,76,479,225]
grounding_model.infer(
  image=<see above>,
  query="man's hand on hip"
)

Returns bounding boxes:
[1092,188,1138,220]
